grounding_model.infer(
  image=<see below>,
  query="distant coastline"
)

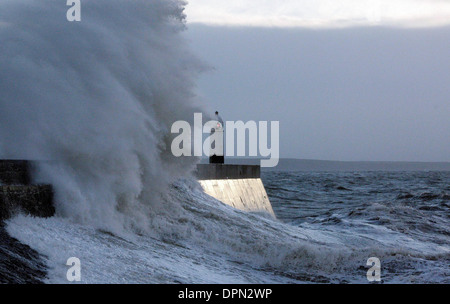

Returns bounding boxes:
[200,158,450,172]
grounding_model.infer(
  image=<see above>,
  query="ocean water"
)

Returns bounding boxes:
[264,170,450,283]
[5,170,450,284]
[1,0,448,284]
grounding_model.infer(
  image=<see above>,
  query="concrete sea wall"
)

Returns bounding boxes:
[196,164,276,218]
[0,160,54,220]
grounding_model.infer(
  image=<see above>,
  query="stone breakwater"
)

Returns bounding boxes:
[0,160,54,220]
[0,185,54,220]
[0,160,54,284]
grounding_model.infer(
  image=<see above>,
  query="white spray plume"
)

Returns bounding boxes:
[0,0,204,233]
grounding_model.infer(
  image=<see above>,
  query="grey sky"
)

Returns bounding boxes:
[185,25,450,162]
[185,0,450,28]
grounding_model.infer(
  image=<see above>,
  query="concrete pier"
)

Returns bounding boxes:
[0,160,54,220]
[196,164,276,218]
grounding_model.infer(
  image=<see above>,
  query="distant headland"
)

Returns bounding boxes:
[200,158,450,172]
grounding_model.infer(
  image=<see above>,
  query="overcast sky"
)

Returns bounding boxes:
[184,1,450,162]
[185,0,450,28]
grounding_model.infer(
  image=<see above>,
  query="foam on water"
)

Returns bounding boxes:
[7,177,449,283]
[1,1,448,284]
[6,214,291,284]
